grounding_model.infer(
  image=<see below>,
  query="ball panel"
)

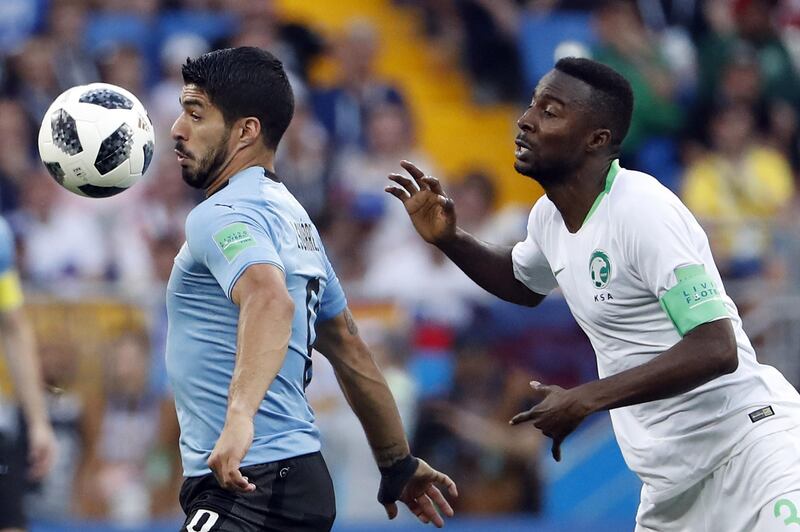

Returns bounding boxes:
[94,123,134,175]
[43,161,66,185]
[77,183,130,198]
[78,88,134,110]
[142,140,154,175]
[51,109,83,155]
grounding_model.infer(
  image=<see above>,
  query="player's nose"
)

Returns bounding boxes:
[516,108,536,133]
[171,115,188,142]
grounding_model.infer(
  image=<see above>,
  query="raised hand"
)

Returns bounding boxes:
[386,160,457,245]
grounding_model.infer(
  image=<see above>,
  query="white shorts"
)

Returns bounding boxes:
[635,426,800,532]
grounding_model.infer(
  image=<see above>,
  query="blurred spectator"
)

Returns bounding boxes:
[592,0,685,160]
[6,36,60,131]
[98,45,147,105]
[224,0,324,82]
[450,170,527,245]
[47,0,100,91]
[10,170,109,286]
[78,332,161,524]
[312,21,405,150]
[0,99,34,213]
[413,334,542,515]
[276,98,331,222]
[457,0,525,103]
[682,103,795,278]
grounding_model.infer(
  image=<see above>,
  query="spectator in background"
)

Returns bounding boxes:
[10,170,110,286]
[47,0,99,91]
[413,334,542,515]
[682,102,795,279]
[276,95,331,222]
[451,170,527,246]
[0,99,33,213]
[6,36,60,132]
[592,0,685,163]
[78,332,161,524]
[98,45,147,106]
[312,21,405,150]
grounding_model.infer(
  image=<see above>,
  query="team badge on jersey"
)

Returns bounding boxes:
[590,250,611,289]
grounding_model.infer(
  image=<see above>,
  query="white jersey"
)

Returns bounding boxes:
[512,161,800,502]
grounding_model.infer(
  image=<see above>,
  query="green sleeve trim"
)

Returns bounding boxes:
[582,159,621,226]
[659,265,728,336]
[213,223,257,263]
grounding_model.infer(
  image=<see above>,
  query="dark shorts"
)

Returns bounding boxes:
[179,452,336,532]
[0,430,27,529]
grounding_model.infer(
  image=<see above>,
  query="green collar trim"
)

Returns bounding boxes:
[582,159,620,226]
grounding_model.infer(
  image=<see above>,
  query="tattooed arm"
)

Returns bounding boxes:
[314,308,457,526]
[313,308,409,466]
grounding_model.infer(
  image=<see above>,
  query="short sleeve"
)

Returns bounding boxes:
[317,251,347,322]
[186,209,284,300]
[624,194,728,335]
[511,204,558,296]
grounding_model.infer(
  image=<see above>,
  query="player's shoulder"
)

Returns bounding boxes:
[607,166,690,226]
[527,192,559,228]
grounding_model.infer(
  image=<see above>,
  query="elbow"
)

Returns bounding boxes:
[710,322,739,376]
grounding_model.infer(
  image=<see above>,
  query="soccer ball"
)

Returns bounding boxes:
[37,83,155,198]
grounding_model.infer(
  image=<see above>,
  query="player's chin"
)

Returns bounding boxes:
[514,159,536,178]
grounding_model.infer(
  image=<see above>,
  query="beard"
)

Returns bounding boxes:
[178,132,231,189]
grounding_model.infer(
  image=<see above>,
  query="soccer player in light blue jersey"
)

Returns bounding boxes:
[0,216,56,532]
[167,47,456,532]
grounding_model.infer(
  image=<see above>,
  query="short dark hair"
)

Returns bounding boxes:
[554,57,634,148]
[181,47,294,150]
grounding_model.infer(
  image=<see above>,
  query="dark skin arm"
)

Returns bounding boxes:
[511,319,738,461]
[386,160,544,307]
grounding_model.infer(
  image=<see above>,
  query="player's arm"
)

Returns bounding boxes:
[0,274,56,480]
[314,308,457,527]
[207,263,294,492]
[511,319,736,461]
[386,160,544,307]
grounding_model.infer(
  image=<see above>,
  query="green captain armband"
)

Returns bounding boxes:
[659,265,729,336]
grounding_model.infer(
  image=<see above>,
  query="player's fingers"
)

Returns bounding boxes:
[529,380,553,400]
[416,493,444,528]
[421,176,446,197]
[552,439,562,462]
[436,472,458,498]
[405,498,430,524]
[385,186,410,203]
[400,160,426,181]
[427,485,454,517]
[388,173,418,196]
[383,502,398,520]
[509,408,536,425]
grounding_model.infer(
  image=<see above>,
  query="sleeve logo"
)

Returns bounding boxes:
[213,222,257,262]
[589,249,612,289]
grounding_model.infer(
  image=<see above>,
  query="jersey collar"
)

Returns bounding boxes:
[581,159,621,227]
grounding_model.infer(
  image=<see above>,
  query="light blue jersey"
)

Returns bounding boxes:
[166,166,347,477]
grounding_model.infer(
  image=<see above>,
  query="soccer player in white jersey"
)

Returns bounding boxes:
[168,47,455,531]
[387,57,800,531]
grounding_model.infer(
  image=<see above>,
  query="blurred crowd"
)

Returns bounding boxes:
[1,0,800,526]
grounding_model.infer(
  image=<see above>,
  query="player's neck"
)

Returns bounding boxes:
[543,159,612,234]
[205,149,276,197]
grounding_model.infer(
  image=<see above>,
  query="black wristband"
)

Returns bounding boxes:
[377,454,419,504]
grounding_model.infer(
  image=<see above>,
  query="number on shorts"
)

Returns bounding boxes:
[186,509,220,532]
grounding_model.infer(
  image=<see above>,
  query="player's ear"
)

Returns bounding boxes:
[586,128,611,153]
[238,117,262,147]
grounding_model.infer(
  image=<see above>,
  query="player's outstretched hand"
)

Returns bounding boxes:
[208,413,257,493]
[386,160,457,246]
[379,456,458,528]
[509,381,592,462]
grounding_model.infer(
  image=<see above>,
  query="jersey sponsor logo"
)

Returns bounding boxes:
[749,406,775,423]
[589,249,611,289]
[293,221,320,252]
[214,203,235,210]
[213,223,257,262]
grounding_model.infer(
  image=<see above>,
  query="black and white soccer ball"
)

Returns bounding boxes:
[37,83,155,198]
